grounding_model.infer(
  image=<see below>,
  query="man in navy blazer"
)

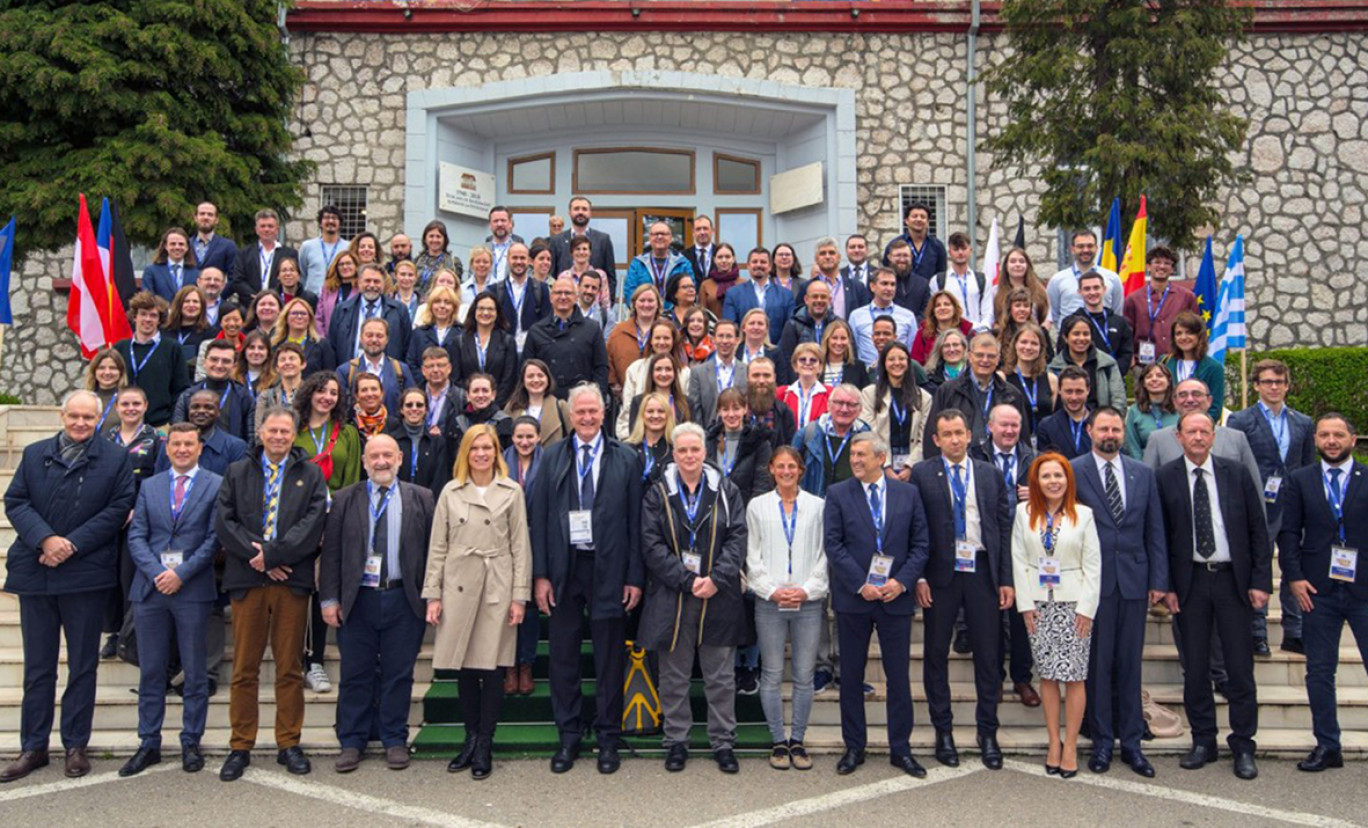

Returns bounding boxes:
[912,410,1013,770]
[120,424,223,777]
[722,249,794,339]
[1227,358,1316,655]
[1278,413,1368,772]
[191,202,239,276]
[491,243,551,353]
[228,209,297,304]
[1071,407,1167,777]
[328,264,412,364]
[824,433,930,777]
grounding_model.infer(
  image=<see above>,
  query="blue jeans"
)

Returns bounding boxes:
[1302,583,1368,751]
[755,599,823,744]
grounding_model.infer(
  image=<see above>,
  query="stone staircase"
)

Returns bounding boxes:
[1,404,1365,759]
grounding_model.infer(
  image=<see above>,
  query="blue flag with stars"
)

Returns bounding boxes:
[0,217,14,325]
[1192,235,1217,328]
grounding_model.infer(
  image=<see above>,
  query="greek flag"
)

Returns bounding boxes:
[1208,235,1246,363]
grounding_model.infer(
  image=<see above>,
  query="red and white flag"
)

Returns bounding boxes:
[66,194,122,357]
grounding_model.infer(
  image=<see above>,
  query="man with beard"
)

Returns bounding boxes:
[298,205,349,296]
[745,357,796,450]
[485,206,524,282]
[196,267,228,328]
[1047,230,1123,326]
[886,239,931,321]
[385,233,412,277]
[337,318,415,415]
[329,264,413,364]
[492,242,551,354]
[191,201,239,276]
[882,201,945,281]
[551,196,617,295]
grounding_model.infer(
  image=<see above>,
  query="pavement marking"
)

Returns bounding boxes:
[0,761,177,803]
[242,768,506,828]
[1002,759,1360,828]
[690,764,984,827]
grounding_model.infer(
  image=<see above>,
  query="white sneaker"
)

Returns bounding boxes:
[305,663,332,693]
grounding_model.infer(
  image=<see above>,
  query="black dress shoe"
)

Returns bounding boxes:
[1121,750,1155,778]
[664,743,688,772]
[1180,744,1218,770]
[953,630,972,654]
[1253,638,1272,658]
[835,748,865,775]
[1233,750,1258,780]
[219,750,250,782]
[550,740,580,774]
[978,735,1003,770]
[1297,745,1344,772]
[100,634,119,660]
[118,746,161,777]
[597,743,621,774]
[182,744,204,773]
[1088,750,1112,774]
[277,746,311,775]
[934,730,959,767]
[890,753,927,778]
[714,748,739,774]
[1281,637,1305,655]
[470,738,493,780]
[448,737,477,773]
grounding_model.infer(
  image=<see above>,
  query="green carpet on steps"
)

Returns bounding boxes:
[410,723,776,758]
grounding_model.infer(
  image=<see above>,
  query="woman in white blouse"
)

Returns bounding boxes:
[1011,452,1101,779]
[746,445,828,772]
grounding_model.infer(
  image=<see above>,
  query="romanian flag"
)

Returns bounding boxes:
[1099,197,1122,273]
[1118,195,1148,296]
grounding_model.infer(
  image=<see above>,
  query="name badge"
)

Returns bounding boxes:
[569,510,593,545]
[682,551,703,575]
[867,554,894,587]
[955,540,978,573]
[891,454,911,471]
[1263,475,1283,504]
[362,555,382,588]
[1038,556,1061,588]
[1330,546,1359,582]
[161,550,184,570]
[1138,341,1156,364]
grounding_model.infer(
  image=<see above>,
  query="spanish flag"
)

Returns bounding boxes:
[1118,195,1148,296]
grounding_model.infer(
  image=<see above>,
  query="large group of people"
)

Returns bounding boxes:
[1,197,1364,787]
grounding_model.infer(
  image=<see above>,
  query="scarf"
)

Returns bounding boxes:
[354,405,388,439]
[307,420,341,482]
[57,432,91,465]
[708,265,742,299]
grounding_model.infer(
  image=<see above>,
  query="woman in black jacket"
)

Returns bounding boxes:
[451,372,514,451]
[706,387,773,504]
[385,387,452,494]
[625,391,675,488]
[457,291,518,408]
[818,320,868,389]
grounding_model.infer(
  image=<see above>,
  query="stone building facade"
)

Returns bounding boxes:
[4,11,1366,404]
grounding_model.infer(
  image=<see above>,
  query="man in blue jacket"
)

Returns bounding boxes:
[1,391,136,782]
[120,424,223,777]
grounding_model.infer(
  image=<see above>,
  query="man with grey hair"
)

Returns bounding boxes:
[793,382,870,497]
[639,422,748,773]
[809,236,871,321]
[924,333,1030,457]
[230,207,297,303]
[624,221,691,308]
[1,390,136,782]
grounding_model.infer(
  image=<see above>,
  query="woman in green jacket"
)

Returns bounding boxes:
[1160,311,1225,421]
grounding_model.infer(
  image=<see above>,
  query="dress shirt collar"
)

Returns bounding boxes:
[1322,457,1354,477]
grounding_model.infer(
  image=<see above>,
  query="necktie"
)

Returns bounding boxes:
[366,301,378,319]
[373,486,390,582]
[579,443,596,512]
[1105,461,1124,523]
[171,263,182,289]
[1192,468,1215,559]
[1328,467,1343,502]
[173,474,188,521]
[998,453,1015,499]
[868,483,882,536]
[951,463,967,538]
[263,461,282,541]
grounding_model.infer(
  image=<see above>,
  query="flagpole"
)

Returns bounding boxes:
[1240,347,1249,409]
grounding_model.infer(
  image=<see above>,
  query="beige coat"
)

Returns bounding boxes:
[422,477,533,670]
[859,383,934,465]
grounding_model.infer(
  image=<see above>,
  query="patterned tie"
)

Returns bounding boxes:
[263,461,282,541]
[998,453,1015,502]
[174,474,188,511]
[579,443,596,512]
[366,300,379,319]
[1192,468,1216,559]
[171,263,182,290]
[1105,461,1124,523]
[373,486,390,583]
[868,483,883,537]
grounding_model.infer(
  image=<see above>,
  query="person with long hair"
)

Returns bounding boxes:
[274,255,317,310]
[245,290,282,335]
[350,372,390,443]
[746,445,826,771]
[777,343,830,431]
[196,300,246,380]
[626,391,676,488]
[166,285,212,368]
[253,341,306,439]
[619,352,691,440]
[1003,323,1058,440]
[698,242,741,319]
[142,226,200,302]
[912,290,974,365]
[707,387,773,503]
[665,271,717,334]
[504,358,570,446]
[1047,316,1127,411]
[271,297,337,376]
[528,239,555,284]
[415,220,464,288]
[924,328,970,390]
[680,306,716,366]
[231,330,276,403]
[1011,453,1101,778]
[1160,311,1225,421]
[619,319,691,418]
[818,320,867,389]
[556,235,611,315]
[996,287,1056,363]
[418,268,461,324]
[424,424,530,779]
[317,250,360,338]
[771,243,804,295]
[992,247,1050,329]
[861,341,933,478]
[390,259,423,320]
[606,284,664,396]
[349,232,381,268]
[460,248,496,312]
[454,373,515,451]
[501,415,544,696]
[1125,363,1179,459]
[457,291,519,408]
[385,387,451,494]
[85,347,129,433]
[738,308,790,384]
[407,284,462,380]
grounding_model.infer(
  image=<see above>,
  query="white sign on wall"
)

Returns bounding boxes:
[438,162,496,219]
[770,162,824,215]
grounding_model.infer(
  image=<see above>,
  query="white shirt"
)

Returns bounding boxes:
[1185,456,1231,563]
[943,457,982,550]
[1092,452,1127,512]
[745,490,830,602]
[863,475,887,527]
[1047,264,1123,326]
[1321,457,1354,502]
[574,433,603,491]
[936,268,991,330]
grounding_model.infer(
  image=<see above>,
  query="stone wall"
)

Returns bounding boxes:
[4,28,1365,404]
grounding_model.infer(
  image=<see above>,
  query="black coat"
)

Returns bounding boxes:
[777,308,837,368]
[385,422,452,495]
[456,328,519,408]
[229,243,299,304]
[522,310,611,401]
[299,336,337,377]
[530,436,644,619]
[406,325,462,386]
[909,457,1013,590]
[318,480,435,621]
[923,373,1031,458]
[1279,461,1368,600]
[493,277,552,338]
[706,419,774,505]
[114,336,191,426]
[173,379,256,446]
[1063,308,1134,374]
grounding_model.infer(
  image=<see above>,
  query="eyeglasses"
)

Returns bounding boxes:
[796,357,819,365]
[1256,379,1287,387]
[829,400,860,409]
[1174,391,1208,400]
[401,401,427,409]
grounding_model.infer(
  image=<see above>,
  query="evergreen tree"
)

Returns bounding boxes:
[985,0,1249,251]
[0,0,313,256]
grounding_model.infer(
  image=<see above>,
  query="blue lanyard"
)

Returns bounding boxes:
[679,473,703,551]
[201,381,231,410]
[1086,312,1112,351]
[1152,408,1165,430]
[778,497,798,580]
[951,271,972,318]
[1042,509,1061,553]
[946,460,968,539]
[129,338,159,381]
[367,481,395,548]
[427,392,445,428]
[1324,470,1347,543]
[796,384,817,427]
[1146,284,1171,332]
[492,244,508,279]
[258,245,275,281]
[577,436,602,485]
[650,257,669,288]
[1016,369,1038,411]
[977,383,995,419]
[636,326,650,353]
[1174,359,1196,383]
[410,437,421,478]
[1070,417,1086,453]
[825,430,852,467]
[642,447,657,480]
[169,472,196,525]
[476,334,490,372]
[508,279,528,331]
[260,456,286,534]
[309,423,329,455]
[813,318,825,344]
[716,361,735,393]
[909,238,927,269]
[889,396,907,428]
[1260,403,1289,461]
[97,394,117,431]
[998,453,1015,489]
[320,238,340,267]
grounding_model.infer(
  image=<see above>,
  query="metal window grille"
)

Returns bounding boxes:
[897,185,947,240]
[320,185,368,238]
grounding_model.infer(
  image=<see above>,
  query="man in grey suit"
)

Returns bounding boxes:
[550,197,617,297]
[1072,408,1167,778]
[121,423,223,777]
[687,319,747,430]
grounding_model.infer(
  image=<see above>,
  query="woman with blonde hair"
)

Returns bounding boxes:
[271,296,336,375]
[424,424,531,779]
[407,284,463,379]
[817,320,867,388]
[460,247,496,311]
[317,249,361,337]
[1003,322,1057,439]
[992,247,1050,328]
[618,352,690,441]
[625,391,677,488]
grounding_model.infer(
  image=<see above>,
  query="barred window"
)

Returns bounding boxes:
[897,185,947,240]
[320,185,368,239]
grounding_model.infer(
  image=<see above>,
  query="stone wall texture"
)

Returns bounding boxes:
[5,28,1366,404]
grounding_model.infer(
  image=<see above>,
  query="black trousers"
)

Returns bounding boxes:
[837,605,913,756]
[547,554,626,744]
[1086,594,1148,754]
[923,570,1001,737]
[458,668,505,741]
[1177,566,1257,753]
[20,590,109,751]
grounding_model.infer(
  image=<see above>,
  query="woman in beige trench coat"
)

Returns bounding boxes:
[423,423,532,779]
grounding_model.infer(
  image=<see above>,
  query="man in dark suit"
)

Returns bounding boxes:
[912,410,1013,770]
[972,403,1038,705]
[530,384,644,775]
[924,333,1030,457]
[809,236,872,320]
[1158,412,1272,780]
[492,243,551,354]
[229,209,297,304]
[319,435,435,773]
[0,391,136,783]
[336,318,416,414]
[1072,407,1167,777]
[682,214,716,282]
[523,276,611,401]
[328,263,413,364]
[550,196,617,296]
[1036,367,1092,460]
[841,233,873,289]
[191,201,239,276]
[824,433,930,777]
[119,424,223,777]
[1227,358,1316,656]
[1279,413,1368,772]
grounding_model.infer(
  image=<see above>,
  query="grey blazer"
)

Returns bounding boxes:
[1141,425,1263,504]
[687,357,749,430]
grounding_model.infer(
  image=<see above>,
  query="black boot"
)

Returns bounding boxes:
[447,736,477,773]
[471,737,494,780]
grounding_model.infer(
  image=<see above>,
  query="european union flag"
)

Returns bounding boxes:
[0,217,14,325]
[1192,235,1217,328]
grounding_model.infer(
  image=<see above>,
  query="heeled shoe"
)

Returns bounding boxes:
[1059,766,1078,779]
[1045,763,1060,775]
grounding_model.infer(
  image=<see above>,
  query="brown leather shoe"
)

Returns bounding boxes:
[1015,682,1042,707]
[0,750,49,783]
[518,663,535,696]
[503,667,518,694]
[333,748,362,773]
[386,745,410,770]
[65,747,90,778]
